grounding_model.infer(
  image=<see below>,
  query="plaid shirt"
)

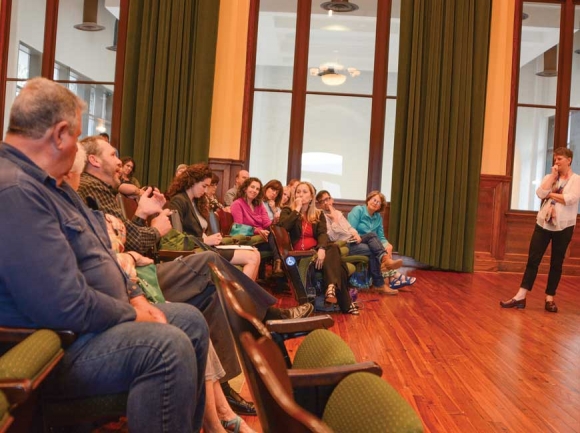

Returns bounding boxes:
[78,172,159,255]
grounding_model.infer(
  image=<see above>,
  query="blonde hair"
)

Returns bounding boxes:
[297,182,321,223]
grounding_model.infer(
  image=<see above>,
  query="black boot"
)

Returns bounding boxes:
[221,381,257,415]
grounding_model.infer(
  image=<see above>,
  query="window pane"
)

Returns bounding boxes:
[517,3,561,106]
[6,0,45,80]
[254,0,297,90]
[569,110,580,177]
[571,5,580,108]
[381,99,397,201]
[57,82,114,138]
[511,106,556,211]
[248,92,292,183]
[307,0,376,95]
[55,0,117,82]
[388,0,401,97]
[301,95,371,199]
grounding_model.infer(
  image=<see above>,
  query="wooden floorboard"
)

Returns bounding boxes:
[242,270,580,433]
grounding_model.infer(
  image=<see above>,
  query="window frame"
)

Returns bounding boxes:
[240,0,396,195]
[0,0,129,146]
[507,0,579,211]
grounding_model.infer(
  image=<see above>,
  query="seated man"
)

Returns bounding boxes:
[223,169,249,206]
[316,190,402,295]
[0,77,208,432]
[77,138,172,255]
[77,135,313,414]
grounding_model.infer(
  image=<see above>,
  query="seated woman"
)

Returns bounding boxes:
[262,179,283,224]
[166,164,261,281]
[208,172,226,212]
[230,177,272,241]
[348,191,417,291]
[118,156,142,198]
[278,182,359,315]
[280,185,291,208]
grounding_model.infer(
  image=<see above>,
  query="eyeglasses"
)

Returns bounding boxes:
[318,197,331,204]
[369,198,382,205]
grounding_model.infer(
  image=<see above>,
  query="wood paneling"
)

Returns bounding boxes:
[208,158,244,202]
[474,174,580,275]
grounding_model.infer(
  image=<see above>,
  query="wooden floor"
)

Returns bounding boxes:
[241,270,580,433]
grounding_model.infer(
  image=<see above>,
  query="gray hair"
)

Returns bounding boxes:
[70,142,87,174]
[7,77,86,139]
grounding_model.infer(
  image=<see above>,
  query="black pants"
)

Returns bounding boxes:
[322,244,352,312]
[520,224,574,296]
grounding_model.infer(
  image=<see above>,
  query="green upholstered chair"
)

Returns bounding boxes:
[0,327,127,431]
[0,329,64,432]
[240,332,425,433]
[0,391,12,433]
[209,263,382,417]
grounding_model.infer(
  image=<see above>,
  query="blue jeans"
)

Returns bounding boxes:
[348,232,386,287]
[46,302,209,433]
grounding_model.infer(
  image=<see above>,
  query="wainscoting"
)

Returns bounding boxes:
[474,174,580,275]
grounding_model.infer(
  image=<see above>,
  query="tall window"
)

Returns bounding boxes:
[1,0,124,140]
[511,0,580,211]
[246,0,400,201]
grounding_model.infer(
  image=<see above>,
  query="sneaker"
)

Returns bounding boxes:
[279,302,314,319]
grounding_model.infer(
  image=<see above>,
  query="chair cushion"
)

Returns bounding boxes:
[0,391,9,423]
[323,372,424,433]
[292,329,356,369]
[0,330,62,382]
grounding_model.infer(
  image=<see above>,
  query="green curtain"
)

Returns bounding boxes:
[120,0,220,190]
[389,0,492,272]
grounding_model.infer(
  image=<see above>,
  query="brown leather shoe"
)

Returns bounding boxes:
[545,301,558,313]
[499,298,526,309]
[381,255,403,272]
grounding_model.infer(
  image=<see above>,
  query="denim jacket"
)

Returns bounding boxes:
[0,143,137,333]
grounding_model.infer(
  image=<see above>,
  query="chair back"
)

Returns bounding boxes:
[270,225,311,304]
[216,209,234,235]
[116,194,138,220]
[239,332,332,433]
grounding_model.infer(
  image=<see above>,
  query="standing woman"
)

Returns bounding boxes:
[348,191,415,292]
[501,148,580,312]
[278,182,359,315]
[167,164,261,280]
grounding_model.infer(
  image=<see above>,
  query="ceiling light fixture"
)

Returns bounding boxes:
[536,45,558,77]
[310,63,360,86]
[74,0,105,31]
[320,0,359,13]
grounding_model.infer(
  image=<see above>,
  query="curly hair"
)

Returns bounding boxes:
[166,163,212,197]
[262,179,283,208]
[366,190,387,213]
[236,177,264,207]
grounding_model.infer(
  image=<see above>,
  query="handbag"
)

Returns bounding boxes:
[135,264,166,304]
[229,223,255,236]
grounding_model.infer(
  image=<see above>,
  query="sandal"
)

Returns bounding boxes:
[325,284,337,304]
[347,303,360,315]
[389,274,416,289]
[221,415,242,433]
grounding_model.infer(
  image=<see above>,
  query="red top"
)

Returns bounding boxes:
[293,219,317,251]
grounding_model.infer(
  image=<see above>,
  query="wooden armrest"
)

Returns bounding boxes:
[156,250,196,261]
[0,327,76,348]
[265,315,334,334]
[288,251,316,259]
[288,361,383,388]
